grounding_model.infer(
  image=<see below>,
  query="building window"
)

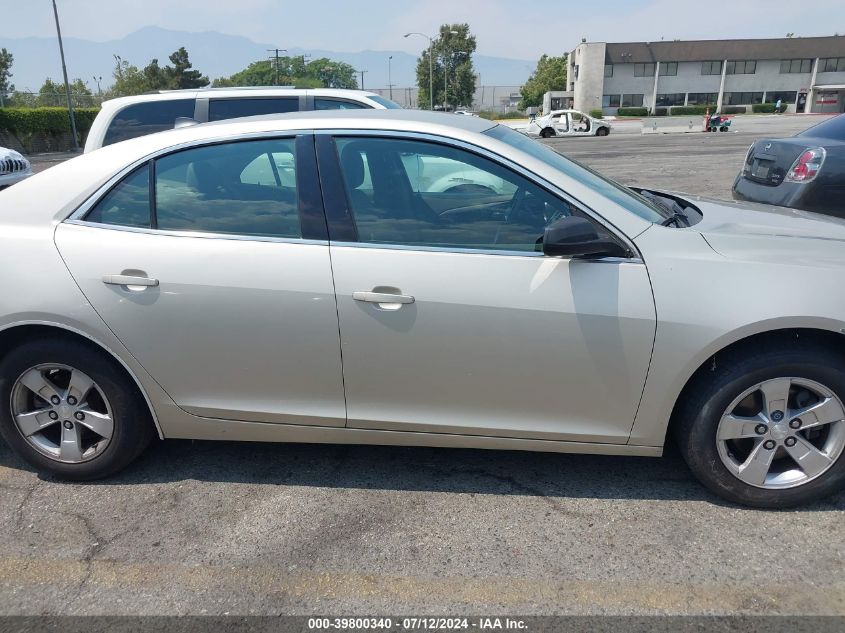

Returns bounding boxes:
[621,94,644,107]
[604,64,613,78]
[726,60,757,74]
[701,61,723,75]
[780,59,812,74]
[765,91,797,104]
[821,57,845,72]
[574,64,579,79]
[602,94,621,108]
[687,92,718,105]
[659,62,678,76]
[723,92,764,105]
[656,93,685,107]
[633,63,655,77]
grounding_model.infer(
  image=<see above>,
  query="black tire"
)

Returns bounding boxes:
[675,342,845,508]
[0,338,154,480]
[596,127,609,136]
[540,128,555,138]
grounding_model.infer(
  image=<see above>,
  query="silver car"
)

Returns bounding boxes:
[1,111,843,508]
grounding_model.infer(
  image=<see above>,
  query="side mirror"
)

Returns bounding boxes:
[542,216,627,258]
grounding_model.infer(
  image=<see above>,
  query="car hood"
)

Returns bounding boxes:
[679,194,845,265]
[0,147,27,162]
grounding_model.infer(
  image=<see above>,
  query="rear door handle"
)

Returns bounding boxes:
[102,274,159,287]
[352,291,415,304]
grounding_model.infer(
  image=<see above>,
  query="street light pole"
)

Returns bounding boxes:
[388,56,393,101]
[51,0,79,150]
[404,32,433,110]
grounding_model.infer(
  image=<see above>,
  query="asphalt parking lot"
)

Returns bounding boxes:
[3,114,843,616]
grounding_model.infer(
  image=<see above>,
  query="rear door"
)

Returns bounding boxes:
[57,134,347,427]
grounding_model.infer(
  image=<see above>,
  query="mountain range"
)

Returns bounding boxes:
[2,26,535,93]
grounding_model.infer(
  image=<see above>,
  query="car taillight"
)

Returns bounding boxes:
[786,147,826,183]
[741,143,755,176]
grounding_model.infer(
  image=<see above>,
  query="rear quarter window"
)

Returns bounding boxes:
[103,99,195,147]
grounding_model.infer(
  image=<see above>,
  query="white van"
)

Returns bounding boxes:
[84,87,402,152]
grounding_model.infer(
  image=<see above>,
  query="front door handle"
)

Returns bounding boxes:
[352,291,415,305]
[102,274,159,287]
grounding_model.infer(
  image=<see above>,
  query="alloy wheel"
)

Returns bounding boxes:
[10,364,114,463]
[716,377,845,489]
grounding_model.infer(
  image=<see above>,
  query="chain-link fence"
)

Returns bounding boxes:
[0,91,106,109]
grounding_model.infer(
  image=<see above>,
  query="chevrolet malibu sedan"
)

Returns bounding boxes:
[1,110,844,508]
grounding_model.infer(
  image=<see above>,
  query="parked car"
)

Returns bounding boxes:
[453,110,477,116]
[83,87,402,152]
[0,147,32,190]
[526,109,610,138]
[2,110,845,508]
[732,113,845,215]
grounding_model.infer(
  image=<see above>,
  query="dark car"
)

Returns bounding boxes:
[732,113,845,216]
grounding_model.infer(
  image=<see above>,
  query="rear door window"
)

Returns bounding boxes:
[208,97,299,121]
[314,98,369,110]
[103,99,195,146]
[154,139,301,238]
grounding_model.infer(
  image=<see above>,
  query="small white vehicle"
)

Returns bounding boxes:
[0,147,32,190]
[84,88,402,153]
[526,109,610,138]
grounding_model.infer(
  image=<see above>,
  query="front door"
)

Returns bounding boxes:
[57,136,347,427]
[320,134,656,443]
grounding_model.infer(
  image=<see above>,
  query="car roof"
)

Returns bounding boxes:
[100,87,385,108]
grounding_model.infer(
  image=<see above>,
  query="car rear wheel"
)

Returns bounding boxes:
[540,128,555,138]
[0,339,154,480]
[675,343,845,507]
[596,127,609,136]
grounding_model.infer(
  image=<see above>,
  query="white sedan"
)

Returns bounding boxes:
[0,147,33,189]
[526,109,611,138]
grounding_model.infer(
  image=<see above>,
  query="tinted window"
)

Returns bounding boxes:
[154,139,301,238]
[85,165,151,227]
[366,95,403,109]
[335,137,585,252]
[798,113,845,141]
[483,124,666,224]
[314,98,368,110]
[103,99,195,147]
[208,98,299,121]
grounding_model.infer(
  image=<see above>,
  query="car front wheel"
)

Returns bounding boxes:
[676,343,845,507]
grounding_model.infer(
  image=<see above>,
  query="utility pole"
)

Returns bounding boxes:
[388,56,393,101]
[267,48,287,86]
[52,0,79,150]
[357,69,367,90]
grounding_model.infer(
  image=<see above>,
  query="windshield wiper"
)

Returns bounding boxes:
[661,211,690,227]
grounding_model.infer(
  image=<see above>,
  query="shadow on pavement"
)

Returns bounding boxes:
[1,438,842,511]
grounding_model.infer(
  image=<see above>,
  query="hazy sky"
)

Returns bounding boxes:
[2,0,844,58]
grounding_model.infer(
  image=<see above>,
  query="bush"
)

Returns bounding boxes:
[616,107,648,117]
[722,106,746,114]
[752,103,784,114]
[0,107,100,150]
[589,109,603,119]
[477,110,526,120]
[669,105,716,115]
[652,108,668,116]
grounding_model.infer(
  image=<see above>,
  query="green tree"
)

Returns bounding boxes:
[519,54,567,109]
[36,77,92,107]
[0,48,13,106]
[212,56,357,89]
[166,47,209,89]
[415,23,477,110]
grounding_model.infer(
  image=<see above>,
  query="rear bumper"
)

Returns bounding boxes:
[732,174,824,213]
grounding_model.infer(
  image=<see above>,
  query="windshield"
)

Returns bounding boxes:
[797,113,845,141]
[483,124,668,223]
[368,95,403,109]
